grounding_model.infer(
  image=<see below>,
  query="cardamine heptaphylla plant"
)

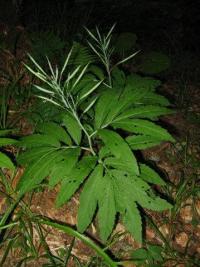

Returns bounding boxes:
[17,26,174,243]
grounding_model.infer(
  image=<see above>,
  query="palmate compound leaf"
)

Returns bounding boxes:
[17,149,61,195]
[109,169,171,242]
[94,72,171,131]
[110,169,144,243]
[17,147,80,196]
[78,164,103,233]
[94,86,148,130]
[48,148,80,187]
[17,121,81,195]
[56,156,97,207]
[98,129,139,175]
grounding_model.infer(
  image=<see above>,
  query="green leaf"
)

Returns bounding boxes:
[20,134,60,148]
[69,42,94,66]
[140,51,170,75]
[0,138,18,146]
[81,95,98,114]
[147,244,163,261]
[99,129,139,175]
[137,194,172,211]
[98,174,116,241]
[114,106,173,122]
[56,156,97,207]
[78,80,102,101]
[17,149,59,195]
[123,202,142,243]
[140,164,165,185]
[0,129,15,136]
[126,135,161,150]
[36,122,72,145]
[49,148,80,187]
[112,119,175,142]
[94,91,115,129]
[78,164,103,232]
[142,92,170,106]
[131,248,148,260]
[17,147,53,164]
[126,74,161,92]
[112,67,126,87]
[87,65,105,80]
[0,152,15,169]
[112,170,149,203]
[115,32,137,55]
[62,113,82,145]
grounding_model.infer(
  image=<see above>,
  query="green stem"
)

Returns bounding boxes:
[0,222,18,230]
[72,110,96,156]
[38,217,118,267]
[0,195,22,235]
[105,63,112,88]
[145,215,172,254]
[0,169,12,195]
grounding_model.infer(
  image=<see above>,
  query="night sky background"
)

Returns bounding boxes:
[0,0,200,86]
[1,0,200,51]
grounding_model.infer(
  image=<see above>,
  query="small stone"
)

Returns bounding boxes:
[159,224,170,237]
[179,205,193,223]
[196,247,200,254]
[175,232,188,248]
[195,200,200,216]
[195,225,200,238]
[146,227,156,240]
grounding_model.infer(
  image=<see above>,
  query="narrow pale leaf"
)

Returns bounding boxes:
[79,80,102,100]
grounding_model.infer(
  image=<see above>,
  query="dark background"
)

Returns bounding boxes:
[0,0,200,51]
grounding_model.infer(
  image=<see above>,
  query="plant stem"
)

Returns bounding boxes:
[38,217,118,267]
[71,110,96,156]
[0,195,22,235]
